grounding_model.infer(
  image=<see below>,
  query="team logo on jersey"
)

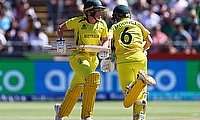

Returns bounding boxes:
[84,34,99,38]
[81,24,87,29]
[96,27,103,33]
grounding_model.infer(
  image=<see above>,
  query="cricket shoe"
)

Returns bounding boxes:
[138,70,156,86]
[82,117,93,120]
[54,103,63,120]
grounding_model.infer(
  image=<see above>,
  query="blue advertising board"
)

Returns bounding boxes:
[0,60,200,101]
[34,60,188,94]
[148,60,187,92]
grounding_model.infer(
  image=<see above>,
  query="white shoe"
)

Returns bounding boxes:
[82,117,93,120]
[138,70,156,86]
[54,103,63,120]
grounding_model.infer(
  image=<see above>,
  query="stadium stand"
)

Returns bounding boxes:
[27,0,74,43]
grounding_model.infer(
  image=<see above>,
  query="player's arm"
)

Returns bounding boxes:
[56,22,68,53]
[100,35,115,72]
[101,36,111,50]
[98,22,110,59]
[101,20,110,48]
[143,35,153,51]
[98,37,110,59]
[57,22,68,38]
[137,22,153,51]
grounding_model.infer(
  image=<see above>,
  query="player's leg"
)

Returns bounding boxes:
[58,85,84,118]
[123,70,156,108]
[54,84,83,120]
[122,59,156,108]
[123,76,146,108]
[81,56,99,120]
[69,55,99,119]
[81,71,100,119]
[70,55,99,80]
[116,62,138,108]
[54,103,63,120]
[131,62,155,120]
[133,89,148,120]
[54,73,84,119]
[123,75,149,120]
[131,60,151,120]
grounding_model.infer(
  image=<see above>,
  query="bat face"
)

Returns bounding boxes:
[42,44,110,54]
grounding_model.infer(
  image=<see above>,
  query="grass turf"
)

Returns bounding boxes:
[0,101,199,120]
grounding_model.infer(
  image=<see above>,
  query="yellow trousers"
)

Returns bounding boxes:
[117,59,148,120]
[69,53,99,89]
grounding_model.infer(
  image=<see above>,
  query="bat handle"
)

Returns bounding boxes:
[57,38,66,54]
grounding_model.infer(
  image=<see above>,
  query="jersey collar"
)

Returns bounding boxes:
[121,18,130,21]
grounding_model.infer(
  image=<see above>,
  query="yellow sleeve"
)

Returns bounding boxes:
[101,20,109,39]
[136,22,150,39]
[65,17,80,30]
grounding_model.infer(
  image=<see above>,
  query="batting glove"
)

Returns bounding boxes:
[100,59,115,72]
[143,50,147,56]
[98,51,109,59]
[57,38,66,54]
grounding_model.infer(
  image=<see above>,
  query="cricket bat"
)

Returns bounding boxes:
[42,44,110,53]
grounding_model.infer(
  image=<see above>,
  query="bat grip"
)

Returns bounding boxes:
[57,38,66,54]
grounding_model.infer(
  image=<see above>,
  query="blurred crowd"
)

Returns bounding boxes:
[0,0,200,55]
[0,0,48,54]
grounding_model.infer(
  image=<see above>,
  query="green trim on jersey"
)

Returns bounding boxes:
[65,15,108,46]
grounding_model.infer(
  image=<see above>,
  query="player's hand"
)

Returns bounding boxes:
[100,59,115,72]
[57,38,66,54]
[98,51,109,59]
[143,50,147,56]
[143,47,149,56]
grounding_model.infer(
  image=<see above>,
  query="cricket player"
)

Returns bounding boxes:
[54,0,109,120]
[106,5,156,120]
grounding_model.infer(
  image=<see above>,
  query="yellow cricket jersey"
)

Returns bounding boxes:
[65,15,108,56]
[109,18,150,63]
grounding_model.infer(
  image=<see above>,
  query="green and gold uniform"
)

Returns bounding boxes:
[58,15,108,119]
[109,18,150,120]
[109,18,150,90]
[66,15,108,88]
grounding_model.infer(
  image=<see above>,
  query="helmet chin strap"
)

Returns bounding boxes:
[89,10,100,22]
[92,16,100,22]
[85,10,100,23]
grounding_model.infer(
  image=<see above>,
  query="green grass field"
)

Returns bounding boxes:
[0,101,199,120]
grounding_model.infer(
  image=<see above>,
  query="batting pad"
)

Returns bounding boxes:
[58,86,83,118]
[123,79,146,108]
[81,72,100,119]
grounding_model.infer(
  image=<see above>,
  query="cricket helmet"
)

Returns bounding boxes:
[84,0,105,11]
[112,5,130,22]
[113,5,130,15]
